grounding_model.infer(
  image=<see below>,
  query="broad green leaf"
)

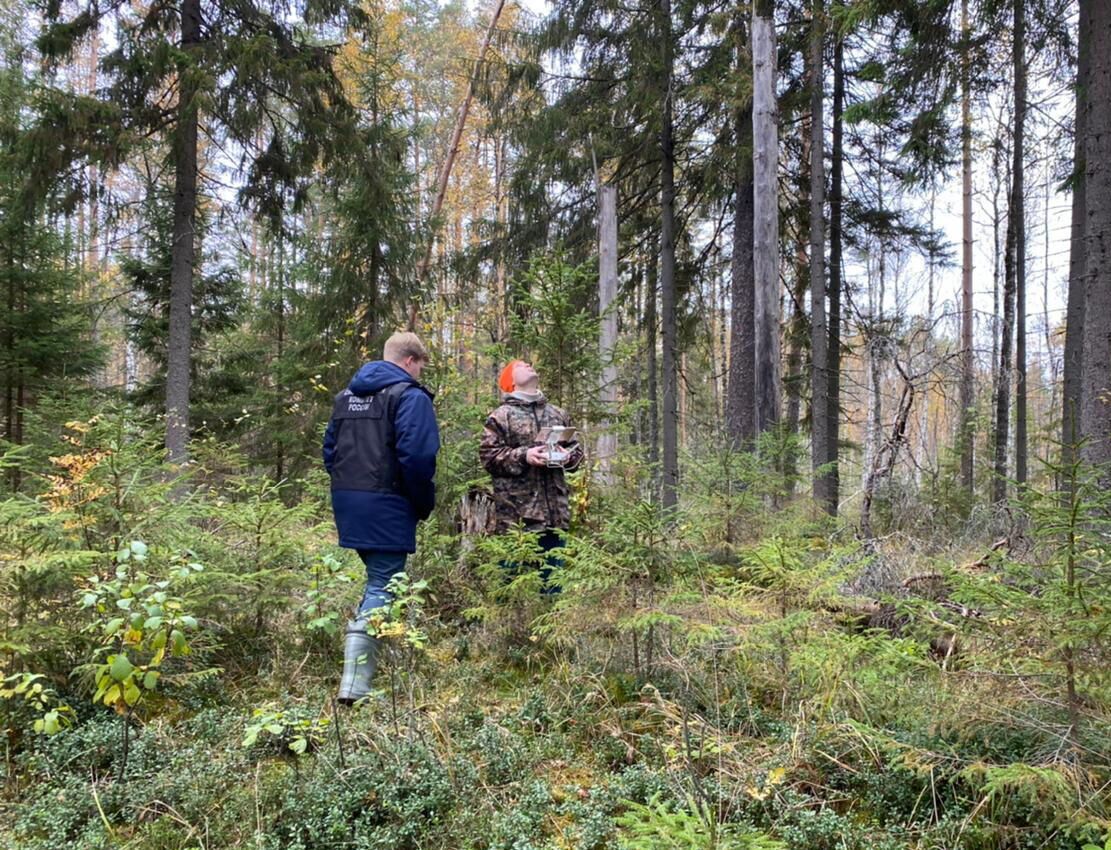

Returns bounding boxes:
[109,655,134,682]
[104,617,126,634]
[171,629,188,656]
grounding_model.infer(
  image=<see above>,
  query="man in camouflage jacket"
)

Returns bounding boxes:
[479,361,584,539]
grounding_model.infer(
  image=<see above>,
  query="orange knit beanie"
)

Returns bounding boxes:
[498,360,522,393]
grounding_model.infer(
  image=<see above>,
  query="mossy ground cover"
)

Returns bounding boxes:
[1,412,1108,849]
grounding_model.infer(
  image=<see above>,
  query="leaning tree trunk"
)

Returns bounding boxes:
[412,0,508,325]
[726,13,755,449]
[165,0,201,466]
[1013,0,1028,491]
[752,0,780,436]
[862,361,915,540]
[659,0,679,510]
[809,0,832,514]
[1062,0,1089,478]
[1080,0,1111,472]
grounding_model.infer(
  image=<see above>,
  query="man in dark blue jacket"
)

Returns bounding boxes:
[323,332,439,704]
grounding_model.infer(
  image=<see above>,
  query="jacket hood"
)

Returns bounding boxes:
[348,360,416,396]
[503,390,547,406]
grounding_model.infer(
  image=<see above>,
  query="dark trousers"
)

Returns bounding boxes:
[355,550,409,616]
[503,528,564,594]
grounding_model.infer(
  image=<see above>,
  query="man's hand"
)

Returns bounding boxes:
[525,446,548,467]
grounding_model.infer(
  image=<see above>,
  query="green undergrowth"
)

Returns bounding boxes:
[1,409,1108,849]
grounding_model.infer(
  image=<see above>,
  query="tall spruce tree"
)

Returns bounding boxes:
[0,30,99,490]
[34,0,366,464]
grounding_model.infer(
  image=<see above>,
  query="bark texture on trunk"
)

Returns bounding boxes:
[1080,0,1111,470]
[752,0,780,436]
[827,34,843,515]
[597,183,619,483]
[727,92,755,448]
[1062,0,1089,473]
[165,0,201,465]
[1013,0,1028,490]
[959,0,976,492]
[994,183,1016,504]
[809,0,831,514]
[660,0,679,508]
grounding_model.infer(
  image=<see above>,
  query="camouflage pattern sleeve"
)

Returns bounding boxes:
[480,413,529,477]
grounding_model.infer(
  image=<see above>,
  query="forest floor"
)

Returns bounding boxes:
[1,421,1109,849]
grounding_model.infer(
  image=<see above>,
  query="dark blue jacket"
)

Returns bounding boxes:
[322,361,439,552]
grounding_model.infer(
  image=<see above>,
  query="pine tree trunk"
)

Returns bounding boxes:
[809,0,831,514]
[827,34,843,515]
[165,0,201,465]
[659,0,679,509]
[960,0,976,493]
[1013,0,1028,490]
[1080,0,1111,470]
[1062,0,1090,473]
[752,0,780,436]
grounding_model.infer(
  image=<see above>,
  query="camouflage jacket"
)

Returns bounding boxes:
[479,394,584,533]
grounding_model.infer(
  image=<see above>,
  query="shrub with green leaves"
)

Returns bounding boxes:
[78,540,209,714]
[243,706,331,755]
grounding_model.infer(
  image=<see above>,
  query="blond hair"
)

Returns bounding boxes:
[383,331,429,364]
